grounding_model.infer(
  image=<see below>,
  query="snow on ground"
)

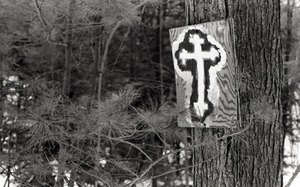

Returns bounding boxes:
[283,136,300,187]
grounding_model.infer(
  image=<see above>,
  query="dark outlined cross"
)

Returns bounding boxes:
[176,31,221,121]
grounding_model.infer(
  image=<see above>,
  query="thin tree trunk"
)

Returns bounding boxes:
[282,0,295,185]
[98,21,121,99]
[150,3,166,186]
[0,77,3,152]
[183,134,190,187]
[7,133,11,187]
[151,135,158,187]
[62,0,75,97]
[57,2,75,187]
[158,0,165,103]
[55,147,65,187]
[68,169,76,187]
[186,0,283,186]
[130,28,137,80]
[89,25,103,106]
[285,0,295,63]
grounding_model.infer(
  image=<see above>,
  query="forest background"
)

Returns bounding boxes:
[0,0,300,187]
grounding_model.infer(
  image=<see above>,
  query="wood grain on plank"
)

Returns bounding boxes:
[169,19,237,128]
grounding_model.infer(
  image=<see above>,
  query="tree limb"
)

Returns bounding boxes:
[33,0,49,29]
[33,0,67,47]
[125,122,253,187]
[285,165,300,187]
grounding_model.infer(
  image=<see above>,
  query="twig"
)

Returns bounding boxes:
[141,154,219,183]
[285,164,300,187]
[125,123,252,186]
[33,0,67,47]
[33,0,49,29]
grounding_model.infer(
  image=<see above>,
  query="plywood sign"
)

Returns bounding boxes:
[169,19,237,128]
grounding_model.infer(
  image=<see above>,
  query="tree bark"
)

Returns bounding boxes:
[186,0,283,186]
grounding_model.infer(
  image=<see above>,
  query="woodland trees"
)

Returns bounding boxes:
[0,1,189,186]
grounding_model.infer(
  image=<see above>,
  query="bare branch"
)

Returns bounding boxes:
[33,0,49,30]
[125,122,253,186]
[33,0,67,47]
[285,165,300,187]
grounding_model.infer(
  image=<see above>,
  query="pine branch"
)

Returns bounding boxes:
[125,122,253,186]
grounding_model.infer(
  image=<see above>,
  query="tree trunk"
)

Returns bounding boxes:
[58,1,76,186]
[55,148,65,187]
[0,77,3,151]
[284,0,295,63]
[130,28,137,80]
[282,0,295,185]
[89,25,103,107]
[186,0,283,186]
[68,169,76,187]
[98,21,121,99]
[62,0,75,97]
[158,0,165,103]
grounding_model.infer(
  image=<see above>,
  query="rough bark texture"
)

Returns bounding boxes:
[186,0,283,186]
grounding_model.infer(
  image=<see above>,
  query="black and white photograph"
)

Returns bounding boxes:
[0,0,299,186]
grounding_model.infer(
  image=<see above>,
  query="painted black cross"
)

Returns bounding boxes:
[175,29,222,123]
